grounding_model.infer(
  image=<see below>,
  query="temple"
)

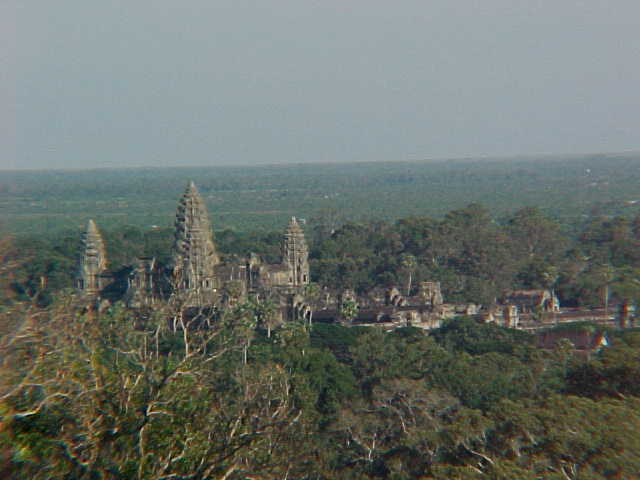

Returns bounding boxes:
[170,181,220,306]
[77,182,615,333]
[77,182,312,324]
[77,219,109,296]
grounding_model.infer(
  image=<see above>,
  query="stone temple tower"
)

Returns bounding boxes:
[283,217,309,287]
[77,219,107,296]
[171,181,219,304]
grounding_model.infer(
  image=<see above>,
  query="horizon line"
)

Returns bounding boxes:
[1,149,639,173]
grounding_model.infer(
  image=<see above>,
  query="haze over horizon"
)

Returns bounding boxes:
[3,1,639,170]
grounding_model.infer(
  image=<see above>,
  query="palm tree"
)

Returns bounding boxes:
[255,296,278,338]
[595,264,616,314]
[400,254,417,296]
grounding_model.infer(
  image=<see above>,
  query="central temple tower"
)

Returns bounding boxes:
[282,217,309,287]
[171,181,219,304]
[77,219,108,296]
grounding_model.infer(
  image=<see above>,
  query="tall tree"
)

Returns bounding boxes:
[0,299,308,479]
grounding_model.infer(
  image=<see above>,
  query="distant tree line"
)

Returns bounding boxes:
[4,156,640,236]
[6,204,640,313]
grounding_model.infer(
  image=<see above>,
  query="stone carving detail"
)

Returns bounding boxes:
[73,183,620,333]
[77,219,108,296]
[76,182,313,323]
[419,281,443,306]
[283,217,309,287]
[171,181,219,304]
[127,257,156,308]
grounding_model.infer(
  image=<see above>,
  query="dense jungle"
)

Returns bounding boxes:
[2,156,640,479]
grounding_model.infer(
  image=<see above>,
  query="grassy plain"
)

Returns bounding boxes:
[2,152,640,235]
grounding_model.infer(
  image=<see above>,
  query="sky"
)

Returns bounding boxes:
[2,0,639,170]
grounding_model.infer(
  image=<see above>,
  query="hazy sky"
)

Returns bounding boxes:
[2,1,639,170]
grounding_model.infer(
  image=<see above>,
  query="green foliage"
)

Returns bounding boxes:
[5,157,640,478]
[5,155,640,237]
[431,352,533,410]
[9,169,640,308]
[484,395,640,479]
[339,298,359,323]
[296,350,357,417]
[2,293,640,478]
[0,300,312,479]
[310,323,363,362]
[430,316,534,356]
[566,330,640,399]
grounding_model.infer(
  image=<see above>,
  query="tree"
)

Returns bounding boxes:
[507,207,565,261]
[224,302,258,364]
[395,216,438,262]
[400,253,417,296]
[339,297,358,325]
[436,204,517,304]
[0,230,21,306]
[611,266,640,309]
[0,298,308,479]
[592,264,616,312]
[252,295,278,338]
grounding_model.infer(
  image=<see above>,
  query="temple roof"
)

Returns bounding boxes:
[86,218,99,235]
[79,219,107,272]
[172,181,219,273]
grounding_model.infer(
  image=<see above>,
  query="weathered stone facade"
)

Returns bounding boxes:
[76,186,528,331]
[310,281,472,330]
[500,289,560,314]
[77,219,109,296]
[283,217,310,287]
[171,181,220,306]
[76,182,312,323]
[77,184,628,333]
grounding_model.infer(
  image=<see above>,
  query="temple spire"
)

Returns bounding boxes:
[283,216,309,287]
[77,219,107,296]
[172,181,219,303]
[87,218,99,235]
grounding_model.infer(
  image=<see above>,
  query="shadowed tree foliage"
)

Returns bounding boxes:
[0,299,313,479]
[4,196,640,478]
[1,297,639,479]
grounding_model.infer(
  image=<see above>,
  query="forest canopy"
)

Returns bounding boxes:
[6,202,640,311]
[1,297,639,478]
[2,157,640,478]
